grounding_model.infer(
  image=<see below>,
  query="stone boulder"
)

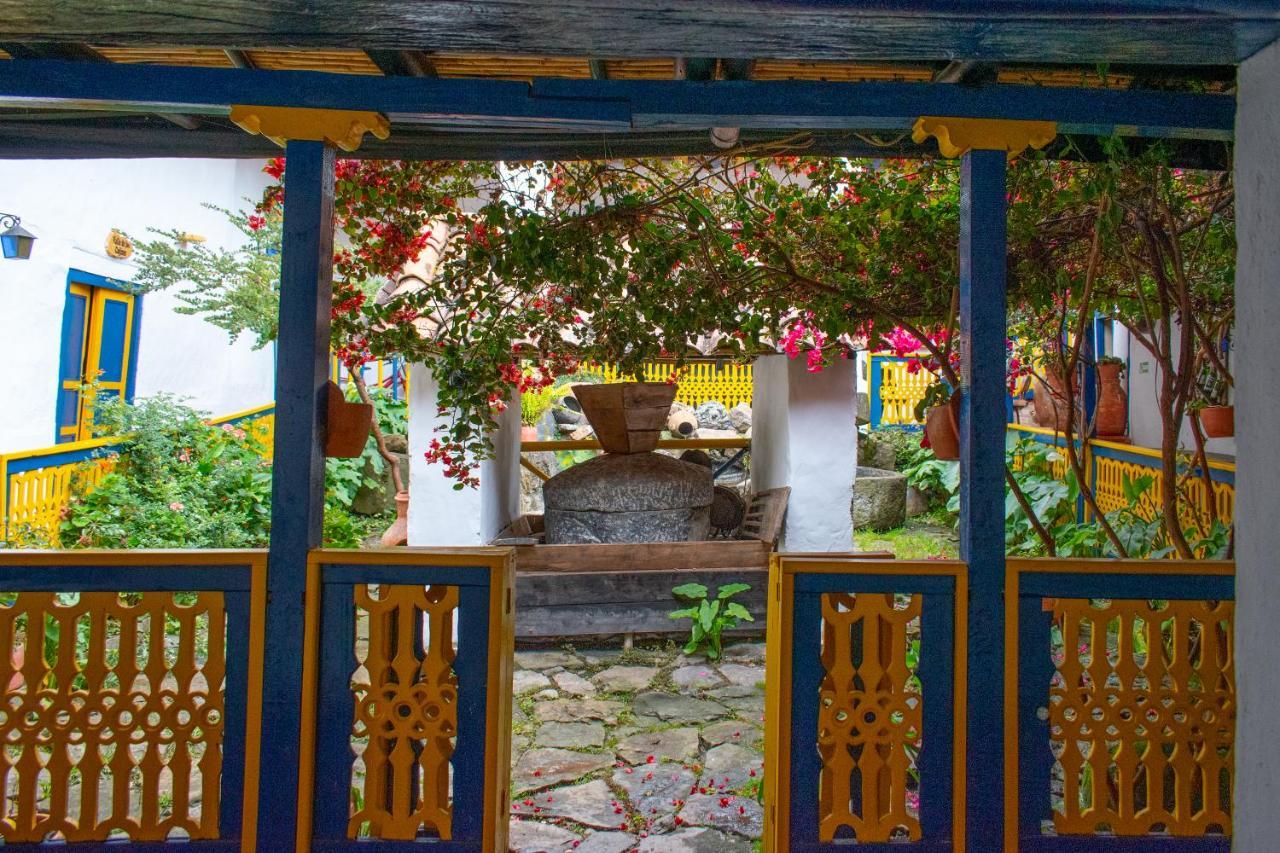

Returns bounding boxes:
[728,403,752,434]
[694,401,733,432]
[858,432,898,472]
[851,465,907,531]
[542,452,712,544]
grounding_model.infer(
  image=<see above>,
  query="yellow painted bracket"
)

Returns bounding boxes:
[230,105,390,151]
[912,116,1057,159]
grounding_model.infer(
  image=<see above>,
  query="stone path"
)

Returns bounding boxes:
[508,641,766,852]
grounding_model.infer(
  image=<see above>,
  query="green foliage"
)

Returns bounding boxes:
[59,392,396,549]
[668,582,754,661]
[60,394,273,549]
[901,445,960,511]
[131,205,283,349]
[520,382,558,427]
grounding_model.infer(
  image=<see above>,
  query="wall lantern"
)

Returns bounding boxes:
[1,212,35,260]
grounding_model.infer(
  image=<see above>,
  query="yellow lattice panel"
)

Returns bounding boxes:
[876,358,936,426]
[580,362,754,409]
[818,593,922,842]
[1050,598,1234,837]
[5,457,114,544]
[0,591,225,842]
[350,584,459,841]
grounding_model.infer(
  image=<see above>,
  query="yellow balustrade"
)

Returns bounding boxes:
[1049,597,1234,837]
[1,404,275,544]
[1008,425,1235,528]
[579,362,754,409]
[818,592,923,842]
[349,584,459,840]
[873,354,937,426]
[0,589,227,842]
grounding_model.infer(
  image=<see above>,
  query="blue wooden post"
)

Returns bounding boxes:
[958,147,1007,851]
[258,139,334,851]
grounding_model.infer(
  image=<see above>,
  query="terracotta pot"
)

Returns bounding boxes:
[1094,362,1128,438]
[520,424,539,443]
[380,491,409,547]
[324,381,373,458]
[924,396,961,461]
[1032,368,1076,433]
[572,382,678,454]
[1199,405,1234,439]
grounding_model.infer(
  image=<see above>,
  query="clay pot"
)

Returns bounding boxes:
[572,382,678,454]
[1032,368,1075,433]
[924,396,960,461]
[1094,361,1128,438]
[520,424,539,443]
[380,491,409,547]
[325,381,373,458]
[1199,405,1234,439]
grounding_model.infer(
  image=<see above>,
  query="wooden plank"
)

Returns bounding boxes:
[514,568,769,638]
[0,2,1276,65]
[513,539,770,573]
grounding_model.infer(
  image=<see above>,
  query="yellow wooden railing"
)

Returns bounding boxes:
[579,362,753,409]
[869,353,937,426]
[1,403,275,544]
[1009,423,1235,527]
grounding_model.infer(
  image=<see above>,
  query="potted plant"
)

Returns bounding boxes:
[1032,365,1076,433]
[520,382,557,443]
[1191,364,1233,439]
[325,381,374,457]
[915,381,959,461]
[1095,355,1128,438]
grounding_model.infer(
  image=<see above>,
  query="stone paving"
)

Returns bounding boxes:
[507,641,766,852]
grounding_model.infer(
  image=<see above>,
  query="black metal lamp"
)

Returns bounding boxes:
[1,212,35,260]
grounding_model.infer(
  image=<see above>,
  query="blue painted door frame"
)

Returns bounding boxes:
[958,147,1008,851]
[258,139,335,851]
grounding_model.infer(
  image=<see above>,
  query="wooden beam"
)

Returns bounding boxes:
[957,146,1009,852]
[0,44,203,129]
[934,60,1000,85]
[259,139,335,852]
[1,1,1277,65]
[223,48,256,68]
[0,61,1237,140]
[365,48,437,77]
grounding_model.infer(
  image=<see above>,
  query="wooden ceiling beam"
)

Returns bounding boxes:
[934,60,1000,85]
[223,49,256,68]
[365,49,438,77]
[1,1,1276,66]
[0,43,203,130]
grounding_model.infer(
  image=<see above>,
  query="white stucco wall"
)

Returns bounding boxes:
[0,158,273,451]
[1233,38,1280,853]
[1123,324,1236,457]
[751,354,858,551]
[406,366,521,546]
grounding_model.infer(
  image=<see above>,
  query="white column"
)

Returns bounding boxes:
[406,364,521,545]
[1233,38,1280,852]
[750,354,858,551]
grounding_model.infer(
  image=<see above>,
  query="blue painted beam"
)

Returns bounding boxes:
[0,60,1236,140]
[957,146,1009,852]
[258,139,335,852]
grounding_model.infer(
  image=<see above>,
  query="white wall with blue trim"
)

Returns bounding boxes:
[0,158,277,451]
